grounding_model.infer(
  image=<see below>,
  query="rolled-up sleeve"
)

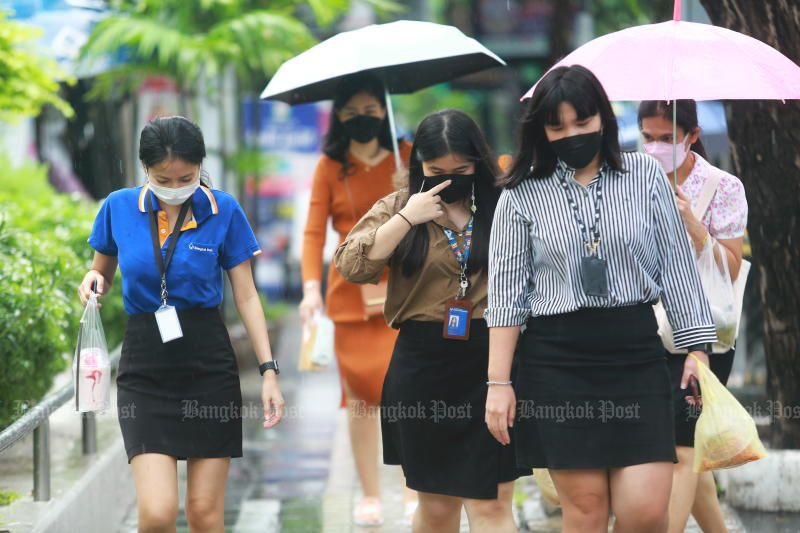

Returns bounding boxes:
[651,166,717,347]
[484,189,533,327]
[334,191,402,285]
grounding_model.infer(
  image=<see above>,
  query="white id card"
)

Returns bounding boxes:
[155,305,183,343]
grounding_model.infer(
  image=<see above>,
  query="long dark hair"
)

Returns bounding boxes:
[139,115,209,186]
[392,109,501,277]
[322,72,395,179]
[637,99,708,159]
[504,65,623,188]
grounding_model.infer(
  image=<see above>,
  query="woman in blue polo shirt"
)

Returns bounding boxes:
[77,116,283,532]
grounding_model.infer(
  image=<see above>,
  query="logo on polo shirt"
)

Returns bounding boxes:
[189,243,215,253]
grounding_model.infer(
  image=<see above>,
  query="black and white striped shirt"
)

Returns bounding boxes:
[484,151,717,349]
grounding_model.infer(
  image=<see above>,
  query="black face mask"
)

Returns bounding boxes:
[342,114,384,143]
[549,131,602,169]
[421,174,475,204]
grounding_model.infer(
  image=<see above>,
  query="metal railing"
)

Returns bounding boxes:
[0,346,121,501]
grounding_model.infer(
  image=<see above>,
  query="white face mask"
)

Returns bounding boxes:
[643,133,691,174]
[147,173,201,206]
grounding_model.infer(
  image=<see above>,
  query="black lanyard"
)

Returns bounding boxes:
[147,192,191,307]
[557,173,604,255]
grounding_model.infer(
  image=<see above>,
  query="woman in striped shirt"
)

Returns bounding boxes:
[483,65,717,532]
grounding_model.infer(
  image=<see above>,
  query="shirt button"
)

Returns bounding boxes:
[160,229,167,234]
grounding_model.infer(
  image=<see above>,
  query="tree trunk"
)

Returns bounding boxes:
[547,0,573,67]
[700,0,800,448]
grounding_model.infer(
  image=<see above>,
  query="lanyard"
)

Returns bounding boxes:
[442,215,473,298]
[147,192,191,307]
[557,173,604,256]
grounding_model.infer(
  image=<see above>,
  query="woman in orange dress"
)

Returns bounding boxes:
[299,72,414,526]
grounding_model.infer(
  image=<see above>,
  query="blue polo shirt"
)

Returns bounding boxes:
[88,184,262,315]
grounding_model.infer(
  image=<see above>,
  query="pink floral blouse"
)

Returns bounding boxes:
[678,152,748,240]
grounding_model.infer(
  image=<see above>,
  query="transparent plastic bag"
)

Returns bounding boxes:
[696,238,738,350]
[690,354,767,472]
[73,293,111,412]
[298,312,334,372]
[655,237,740,353]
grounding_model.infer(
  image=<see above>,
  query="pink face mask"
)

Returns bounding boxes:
[643,134,690,173]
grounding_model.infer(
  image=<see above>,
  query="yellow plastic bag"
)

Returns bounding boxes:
[690,354,767,472]
[532,468,560,506]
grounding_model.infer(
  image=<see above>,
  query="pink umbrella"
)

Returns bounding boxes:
[522,0,800,183]
[523,0,800,102]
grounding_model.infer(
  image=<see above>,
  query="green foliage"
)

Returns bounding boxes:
[0,11,74,120]
[80,0,402,98]
[258,294,292,322]
[0,489,19,506]
[591,0,674,35]
[393,84,482,133]
[0,158,125,429]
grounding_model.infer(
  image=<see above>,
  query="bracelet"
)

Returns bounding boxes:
[486,381,512,386]
[303,280,320,290]
[396,212,413,228]
[699,232,710,247]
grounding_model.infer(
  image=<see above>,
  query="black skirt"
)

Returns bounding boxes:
[381,319,529,500]
[117,307,243,463]
[515,303,677,470]
[668,348,735,447]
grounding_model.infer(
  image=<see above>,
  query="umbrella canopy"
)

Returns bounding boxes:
[521,0,800,185]
[522,3,800,102]
[261,20,505,104]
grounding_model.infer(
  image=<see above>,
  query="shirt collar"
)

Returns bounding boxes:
[433,207,473,234]
[137,183,219,224]
[434,213,466,233]
[687,150,709,181]
[554,158,609,187]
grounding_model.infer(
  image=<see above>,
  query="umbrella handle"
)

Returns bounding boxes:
[384,85,402,170]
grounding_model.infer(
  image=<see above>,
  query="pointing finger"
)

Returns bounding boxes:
[426,180,452,195]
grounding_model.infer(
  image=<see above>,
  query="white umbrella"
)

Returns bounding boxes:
[261,20,506,168]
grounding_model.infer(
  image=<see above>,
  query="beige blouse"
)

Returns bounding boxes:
[334,189,488,328]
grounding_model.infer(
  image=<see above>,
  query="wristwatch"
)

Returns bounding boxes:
[258,360,280,376]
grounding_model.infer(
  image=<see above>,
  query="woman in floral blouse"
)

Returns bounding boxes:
[639,99,748,533]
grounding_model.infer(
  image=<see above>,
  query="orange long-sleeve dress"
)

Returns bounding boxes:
[302,142,412,406]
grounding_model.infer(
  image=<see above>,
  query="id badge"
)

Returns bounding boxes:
[580,255,609,298]
[443,299,473,340]
[155,305,183,343]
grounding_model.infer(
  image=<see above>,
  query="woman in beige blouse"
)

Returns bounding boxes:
[335,109,528,533]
